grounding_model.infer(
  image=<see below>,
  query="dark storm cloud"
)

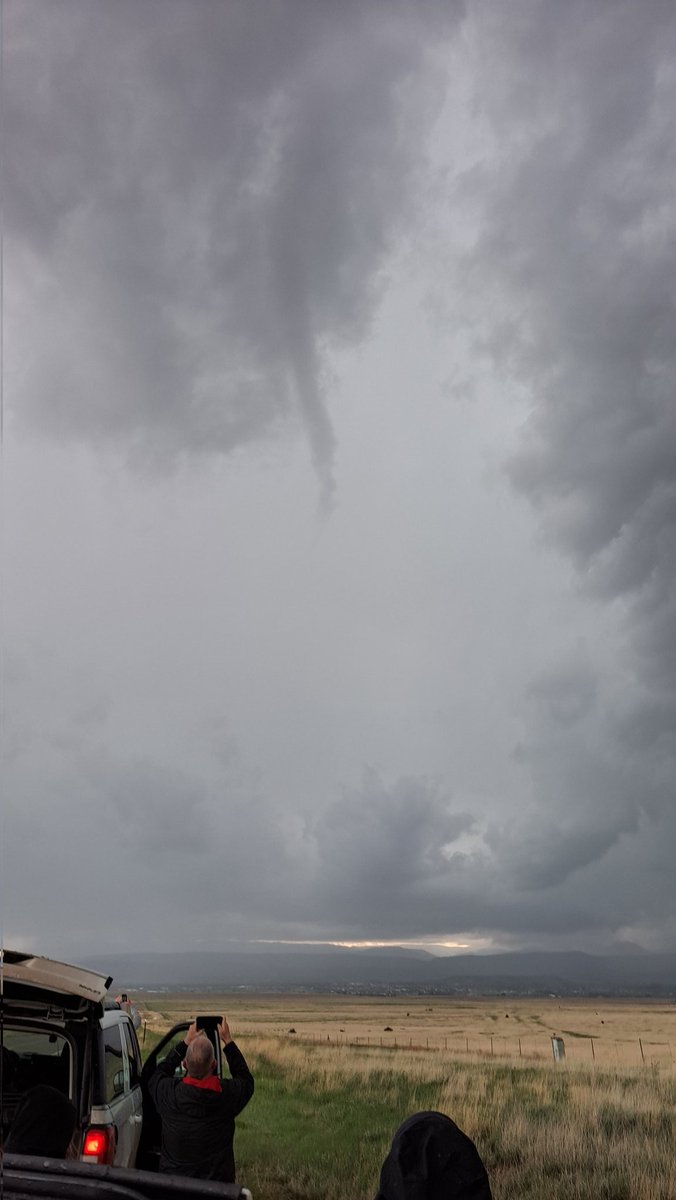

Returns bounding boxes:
[313,769,476,911]
[6,1,676,956]
[462,0,676,602]
[450,0,676,944]
[6,0,460,496]
[298,763,663,944]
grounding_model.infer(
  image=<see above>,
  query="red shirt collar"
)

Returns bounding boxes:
[182,1075,222,1092]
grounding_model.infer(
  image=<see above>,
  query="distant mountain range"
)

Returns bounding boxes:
[83,946,676,997]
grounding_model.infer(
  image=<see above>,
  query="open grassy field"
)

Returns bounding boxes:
[138,994,676,1200]
[138,992,675,1070]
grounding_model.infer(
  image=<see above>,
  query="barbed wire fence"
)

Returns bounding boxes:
[287,1029,674,1069]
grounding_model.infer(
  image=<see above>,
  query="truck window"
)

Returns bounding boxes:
[102,1026,125,1101]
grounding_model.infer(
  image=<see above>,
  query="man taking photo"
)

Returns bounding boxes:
[148,1016,254,1182]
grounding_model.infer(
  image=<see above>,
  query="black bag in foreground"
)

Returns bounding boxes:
[375,1110,492,1200]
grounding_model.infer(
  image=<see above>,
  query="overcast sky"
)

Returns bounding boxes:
[1,0,674,961]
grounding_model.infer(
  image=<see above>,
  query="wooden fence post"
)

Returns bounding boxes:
[639,1038,645,1064]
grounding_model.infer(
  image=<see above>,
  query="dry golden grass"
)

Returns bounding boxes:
[138,992,675,1071]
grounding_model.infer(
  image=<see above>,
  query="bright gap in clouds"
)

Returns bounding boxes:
[252,939,492,955]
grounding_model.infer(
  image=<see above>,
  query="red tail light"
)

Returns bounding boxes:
[81,1126,116,1164]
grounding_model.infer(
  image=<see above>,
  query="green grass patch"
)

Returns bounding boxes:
[236,1050,442,1200]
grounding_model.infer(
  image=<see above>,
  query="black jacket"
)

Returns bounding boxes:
[148,1040,254,1182]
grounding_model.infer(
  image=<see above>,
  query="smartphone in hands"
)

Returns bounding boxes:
[196,1015,221,1032]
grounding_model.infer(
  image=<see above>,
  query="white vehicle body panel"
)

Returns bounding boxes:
[1,950,110,1003]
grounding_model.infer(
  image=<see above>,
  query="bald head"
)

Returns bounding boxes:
[185,1035,216,1080]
